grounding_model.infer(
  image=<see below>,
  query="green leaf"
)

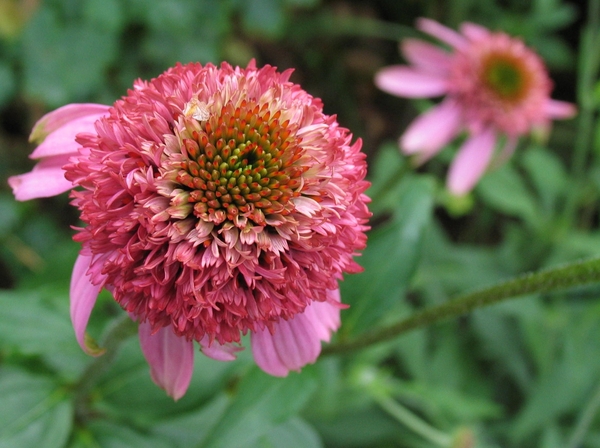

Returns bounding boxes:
[341,176,435,336]
[82,0,125,32]
[366,143,406,215]
[21,8,117,106]
[0,291,88,380]
[255,418,323,448]
[477,164,540,224]
[152,395,230,447]
[520,146,568,214]
[200,367,318,448]
[0,367,73,448]
[0,61,15,107]
[77,420,171,448]
[95,337,237,424]
[241,0,286,38]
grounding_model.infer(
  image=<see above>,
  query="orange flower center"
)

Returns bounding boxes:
[174,100,306,226]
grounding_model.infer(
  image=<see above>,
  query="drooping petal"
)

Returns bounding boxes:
[447,128,497,195]
[401,39,452,74]
[300,289,342,342]
[460,22,490,41]
[139,321,194,401]
[545,99,577,119]
[400,100,462,158]
[417,18,468,49]
[70,254,104,356]
[199,335,242,361]
[30,112,107,159]
[375,66,449,98]
[9,154,73,201]
[29,103,110,145]
[251,291,342,377]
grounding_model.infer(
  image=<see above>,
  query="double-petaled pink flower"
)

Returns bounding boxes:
[9,61,370,399]
[375,19,576,194]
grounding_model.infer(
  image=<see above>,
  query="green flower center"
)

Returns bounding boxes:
[482,55,528,102]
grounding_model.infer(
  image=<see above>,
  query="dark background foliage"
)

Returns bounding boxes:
[1,0,597,447]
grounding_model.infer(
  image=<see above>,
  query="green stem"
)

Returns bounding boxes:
[562,0,600,225]
[323,256,600,356]
[73,314,138,419]
[567,380,600,448]
[374,394,452,447]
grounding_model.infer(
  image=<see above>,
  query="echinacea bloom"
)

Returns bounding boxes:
[375,18,576,194]
[9,61,370,400]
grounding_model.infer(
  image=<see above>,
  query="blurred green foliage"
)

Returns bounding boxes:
[1,0,597,447]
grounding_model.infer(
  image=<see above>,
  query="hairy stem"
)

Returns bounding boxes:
[323,256,600,356]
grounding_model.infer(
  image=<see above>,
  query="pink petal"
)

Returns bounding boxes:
[400,100,462,158]
[139,321,194,401]
[70,254,104,356]
[8,154,73,201]
[29,103,110,145]
[545,99,577,119]
[401,39,452,74]
[30,112,107,159]
[447,128,497,195]
[300,289,342,342]
[460,22,490,41]
[375,66,449,98]
[199,336,242,361]
[251,290,342,377]
[416,18,468,49]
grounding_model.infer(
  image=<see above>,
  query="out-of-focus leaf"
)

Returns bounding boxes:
[366,142,406,215]
[241,0,286,38]
[341,176,435,336]
[200,366,317,448]
[82,0,125,32]
[0,367,72,448]
[152,395,230,448]
[530,35,574,69]
[0,194,19,236]
[77,420,171,448]
[285,0,320,7]
[391,380,503,423]
[521,146,568,214]
[310,405,406,448]
[21,8,117,106]
[511,306,600,442]
[95,337,238,424]
[0,61,15,107]
[254,417,323,448]
[142,32,219,67]
[477,164,539,224]
[0,290,88,379]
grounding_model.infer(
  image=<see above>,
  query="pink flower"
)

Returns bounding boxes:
[375,19,576,195]
[9,61,371,400]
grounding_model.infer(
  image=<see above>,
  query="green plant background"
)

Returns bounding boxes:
[0,0,597,447]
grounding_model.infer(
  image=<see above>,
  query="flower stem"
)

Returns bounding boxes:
[374,394,452,447]
[323,256,600,356]
[567,379,600,448]
[563,0,600,225]
[73,314,138,420]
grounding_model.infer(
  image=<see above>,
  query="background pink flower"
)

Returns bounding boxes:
[10,61,371,399]
[375,18,576,195]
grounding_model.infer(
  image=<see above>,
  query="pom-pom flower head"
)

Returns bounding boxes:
[375,19,576,195]
[9,61,371,400]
